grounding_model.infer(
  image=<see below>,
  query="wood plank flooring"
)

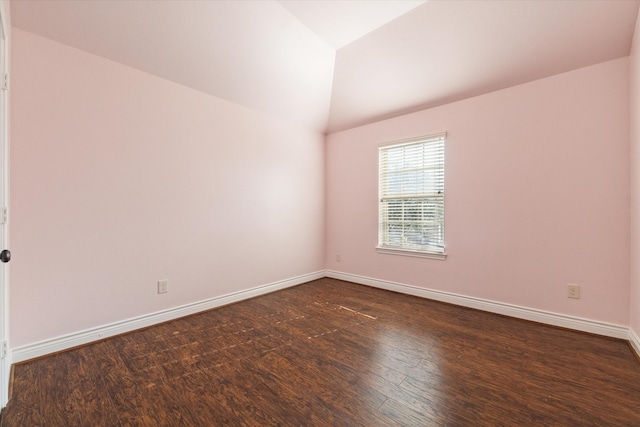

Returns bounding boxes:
[2,278,640,426]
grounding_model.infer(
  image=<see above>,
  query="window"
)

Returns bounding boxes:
[378,133,446,259]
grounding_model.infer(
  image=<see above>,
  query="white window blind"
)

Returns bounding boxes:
[378,133,445,256]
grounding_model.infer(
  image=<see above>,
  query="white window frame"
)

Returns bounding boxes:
[377,133,446,260]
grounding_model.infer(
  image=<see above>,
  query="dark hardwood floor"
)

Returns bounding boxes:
[2,278,639,426]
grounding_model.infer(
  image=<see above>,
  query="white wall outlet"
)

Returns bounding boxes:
[158,279,168,294]
[336,253,342,262]
[567,284,580,299]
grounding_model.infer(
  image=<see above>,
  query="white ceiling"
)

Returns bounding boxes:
[10,0,640,134]
[329,0,640,132]
[278,0,426,49]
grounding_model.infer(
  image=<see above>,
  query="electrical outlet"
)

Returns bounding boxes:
[158,279,168,294]
[567,284,580,299]
[336,253,342,262]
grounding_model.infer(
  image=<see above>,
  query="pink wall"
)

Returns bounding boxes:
[630,9,640,339]
[8,24,635,349]
[9,29,325,347]
[326,58,630,326]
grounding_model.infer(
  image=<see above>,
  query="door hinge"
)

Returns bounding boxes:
[1,341,7,359]
[1,207,7,225]
[1,73,7,91]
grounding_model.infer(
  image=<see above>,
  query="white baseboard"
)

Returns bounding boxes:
[630,328,640,359]
[11,270,324,363]
[11,269,638,364]
[326,270,630,340]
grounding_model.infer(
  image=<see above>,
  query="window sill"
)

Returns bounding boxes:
[376,246,447,260]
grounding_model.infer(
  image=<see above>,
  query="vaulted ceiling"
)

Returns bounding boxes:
[10,0,640,134]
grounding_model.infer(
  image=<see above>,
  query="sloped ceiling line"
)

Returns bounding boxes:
[10,0,640,134]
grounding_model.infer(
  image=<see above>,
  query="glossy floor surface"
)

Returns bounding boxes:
[2,278,640,426]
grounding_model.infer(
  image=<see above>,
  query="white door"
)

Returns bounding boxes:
[0,4,9,408]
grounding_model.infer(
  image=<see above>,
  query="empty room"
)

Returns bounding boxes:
[0,0,639,425]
